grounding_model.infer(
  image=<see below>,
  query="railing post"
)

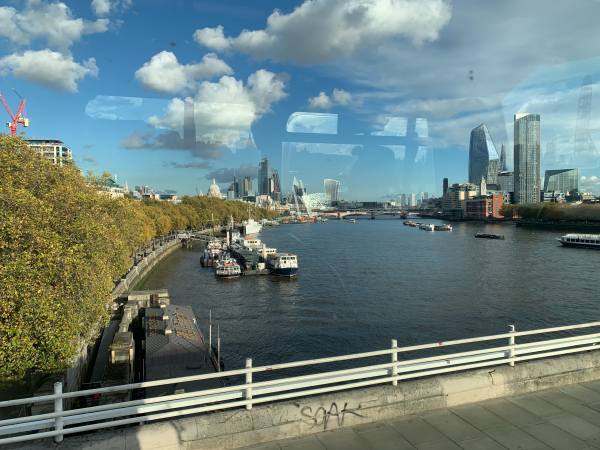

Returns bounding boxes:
[53,382,64,443]
[245,358,253,410]
[508,325,515,367]
[391,339,398,386]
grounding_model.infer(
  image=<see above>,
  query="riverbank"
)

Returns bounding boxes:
[515,218,600,231]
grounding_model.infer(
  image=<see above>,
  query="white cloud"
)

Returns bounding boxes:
[308,92,333,109]
[91,0,133,17]
[194,0,451,64]
[125,69,287,156]
[134,51,233,94]
[0,0,109,51]
[193,25,231,52]
[308,88,352,109]
[91,0,111,16]
[0,50,98,93]
[332,88,352,105]
[580,176,600,193]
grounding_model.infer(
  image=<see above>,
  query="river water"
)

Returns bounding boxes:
[137,219,600,371]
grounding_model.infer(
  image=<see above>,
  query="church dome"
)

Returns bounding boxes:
[207,178,222,198]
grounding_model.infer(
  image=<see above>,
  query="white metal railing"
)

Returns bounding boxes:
[2,321,600,445]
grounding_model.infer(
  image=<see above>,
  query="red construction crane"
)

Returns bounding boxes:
[0,90,29,136]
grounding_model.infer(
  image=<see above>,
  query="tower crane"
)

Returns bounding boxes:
[0,89,29,136]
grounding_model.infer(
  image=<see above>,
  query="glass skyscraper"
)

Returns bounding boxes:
[543,168,579,194]
[514,113,541,204]
[468,124,500,185]
[258,157,270,196]
[324,179,340,203]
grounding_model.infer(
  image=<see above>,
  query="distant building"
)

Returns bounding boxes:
[97,177,127,199]
[468,124,500,185]
[443,178,449,197]
[442,183,478,219]
[543,168,579,195]
[259,158,270,196]
[324,179,340,204]
[207,178,222,198]
[158,193,179,203]
[499,143,508,172]
[242,176,253,196]
[409,193,417,207]
[135,185,159,200]
[26,139,73,166]
[271,169,281,202]
[465,193,504,219]
[514,113,541,204]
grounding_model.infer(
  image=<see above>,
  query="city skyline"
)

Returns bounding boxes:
[1,1,600,198]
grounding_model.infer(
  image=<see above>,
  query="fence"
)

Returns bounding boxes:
[2,321,600,445]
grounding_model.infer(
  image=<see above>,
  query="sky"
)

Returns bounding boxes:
[1,0,600,199]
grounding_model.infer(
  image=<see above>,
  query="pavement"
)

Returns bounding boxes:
[241,379,600,450]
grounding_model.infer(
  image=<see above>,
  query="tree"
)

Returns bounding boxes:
[0,136,277,381]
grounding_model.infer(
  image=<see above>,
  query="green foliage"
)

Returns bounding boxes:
[0,136,275,381]
[505,203,600,221]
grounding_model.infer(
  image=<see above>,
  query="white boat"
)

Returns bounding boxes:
[558,234,600,249]
[348,219,356,223]
[419,223,435,232]
[242,218,262,235]
[267,253,298,277]
[239,237,263,250]
[215,255,242,278]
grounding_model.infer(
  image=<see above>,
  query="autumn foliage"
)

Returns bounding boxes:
[0,136,274,380]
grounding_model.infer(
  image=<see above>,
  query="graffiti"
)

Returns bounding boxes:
[300,402,364,430]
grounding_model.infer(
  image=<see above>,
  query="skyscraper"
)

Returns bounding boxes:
[258,158,270,196]
[242,176,253,196]
[443,178,449,197]
[499,144,507,172]
[324,179,340,203]
[514,113,541,204]
[468,124,500,185]
[543,169,579,194]
[271,169,281,202]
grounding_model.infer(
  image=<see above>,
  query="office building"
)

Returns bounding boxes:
[466,193,504,219]
[468,124,500,185]
[271,169,281,202]
[409,193,417,207]
[543,168,579,194]
[258,158,270,196]
[514,113,541,204]
[499,144,507,172]
[26,139,73,166]
[443,178,449,197]
[324,179,340,204]
[442,183,478,219]
[242,176,253,196]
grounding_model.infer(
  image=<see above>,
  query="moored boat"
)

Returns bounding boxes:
[214,255,242,278]
[474,233,505,240]
[419,223,435,232]
[434,224,453,231]
[558,233,600,249]
[267,253,298,277]
[242,218,262,235]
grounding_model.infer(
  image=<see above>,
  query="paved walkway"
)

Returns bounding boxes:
[242,380,600,450]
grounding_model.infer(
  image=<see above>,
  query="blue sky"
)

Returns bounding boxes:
[2,0,600,199]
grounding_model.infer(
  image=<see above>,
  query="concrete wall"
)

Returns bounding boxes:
[61,239,182,395]
[117,351,600,449]
[112,238,182,300]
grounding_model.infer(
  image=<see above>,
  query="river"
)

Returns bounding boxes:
[137,219,600,371]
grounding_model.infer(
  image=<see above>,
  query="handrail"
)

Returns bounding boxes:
[2,321,600,445]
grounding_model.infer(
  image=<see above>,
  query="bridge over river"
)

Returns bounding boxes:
[3,321,600,449]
